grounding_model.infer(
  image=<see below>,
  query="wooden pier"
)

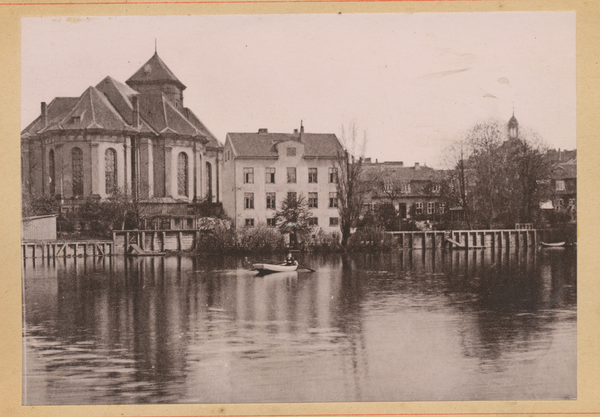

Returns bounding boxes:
[21,240,113,259]
[113,229,200,254]
[386,229,561,250]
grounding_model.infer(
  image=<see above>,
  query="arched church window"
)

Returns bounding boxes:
[105,148,117,195]
[177,152,188,197]
[71,147,83,197]
[49,149,55,195]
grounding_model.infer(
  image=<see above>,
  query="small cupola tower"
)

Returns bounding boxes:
[126,51,186,109]
[508,110,519,140]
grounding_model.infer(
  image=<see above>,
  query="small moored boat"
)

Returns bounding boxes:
[540,241,566,248]
[252,261,298,275]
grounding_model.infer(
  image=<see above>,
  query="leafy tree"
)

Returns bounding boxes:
[274,192,313,247]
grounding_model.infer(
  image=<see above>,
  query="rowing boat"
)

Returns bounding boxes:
[540,241,566,247]
[252,261,298,274]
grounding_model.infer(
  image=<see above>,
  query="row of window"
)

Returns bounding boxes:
[244,167,338,184]
[48,147,197,198]
[244,192,339,210]
[414,202,446,215]
[382,183,441,194]
[555,198,576,209]
[245,217,339,227]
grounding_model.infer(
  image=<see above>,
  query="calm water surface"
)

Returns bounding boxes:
[22,247,576,404]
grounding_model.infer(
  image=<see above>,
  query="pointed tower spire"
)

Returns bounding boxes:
[508,108,519,140]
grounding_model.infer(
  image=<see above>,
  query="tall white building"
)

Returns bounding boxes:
[222,126,344,232]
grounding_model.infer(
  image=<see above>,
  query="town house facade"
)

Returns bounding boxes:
[222,127,344,231]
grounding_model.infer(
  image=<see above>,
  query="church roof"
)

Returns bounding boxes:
[40,86,136,133]
[96,76,138,125]
[183,107,222,148]
[227,132,342,158]
[138,92,206,140]
[21,97,79,137]
[22,53,217,145]
[126,52,186,90]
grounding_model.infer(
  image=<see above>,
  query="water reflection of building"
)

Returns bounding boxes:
[23,249,576,403]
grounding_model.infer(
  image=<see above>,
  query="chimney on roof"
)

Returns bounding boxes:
[300,120,304,134]
[558,148,562,162]
[415,162,420,170]
[258,128,268,134]
[41,102,48,128]
[131,95,140,128]
[293,129,298,134]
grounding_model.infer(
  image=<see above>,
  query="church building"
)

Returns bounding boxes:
[21,52,223,220]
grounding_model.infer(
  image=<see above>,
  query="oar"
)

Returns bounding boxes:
[297,264,316,273]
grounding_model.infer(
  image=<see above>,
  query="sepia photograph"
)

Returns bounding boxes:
[20,12,576,405]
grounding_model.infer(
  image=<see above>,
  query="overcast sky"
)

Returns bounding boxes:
[21,12,575,167]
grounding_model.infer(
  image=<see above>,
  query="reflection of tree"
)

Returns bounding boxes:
[442,248,576,365]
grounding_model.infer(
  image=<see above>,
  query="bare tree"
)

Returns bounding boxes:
[335,121,368,247]
[442,120,552,229]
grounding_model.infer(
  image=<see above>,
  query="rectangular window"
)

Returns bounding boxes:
[287,167,297,183]
[308,217,319,226]
[568,198,576,207]
[243,167,254,184]
[265,167,276,183]
[415,202,423,214]
[384,182,393,192]
[329,217,339,226]
[308,168,318,183]
[288,191,297,201]
[439,202,446,214]
[244,193,254,209]
[556,199,564,210]
[432,184,441,193]
[308,192,318,208]
[329,192,338,208]
[267,218,276,227]
[328,167,338,183]
[266,192,276,210]
[245,218,255,227]
[287,147,297,157]
[556,180,565,191]
[402,183,411,194]
[427,202,435,215]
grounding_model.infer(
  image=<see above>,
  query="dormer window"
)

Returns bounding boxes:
[71,116,81,124]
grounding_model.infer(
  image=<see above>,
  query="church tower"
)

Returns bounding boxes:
[508,111,519,140]
[126,52,186,109]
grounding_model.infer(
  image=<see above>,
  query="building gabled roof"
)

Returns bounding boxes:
[126,52,186,90]
[552,160,577,180]
[227,132,342,158]
[41,86,135,133]
[362,162,443,182]
[138,92,205,139]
